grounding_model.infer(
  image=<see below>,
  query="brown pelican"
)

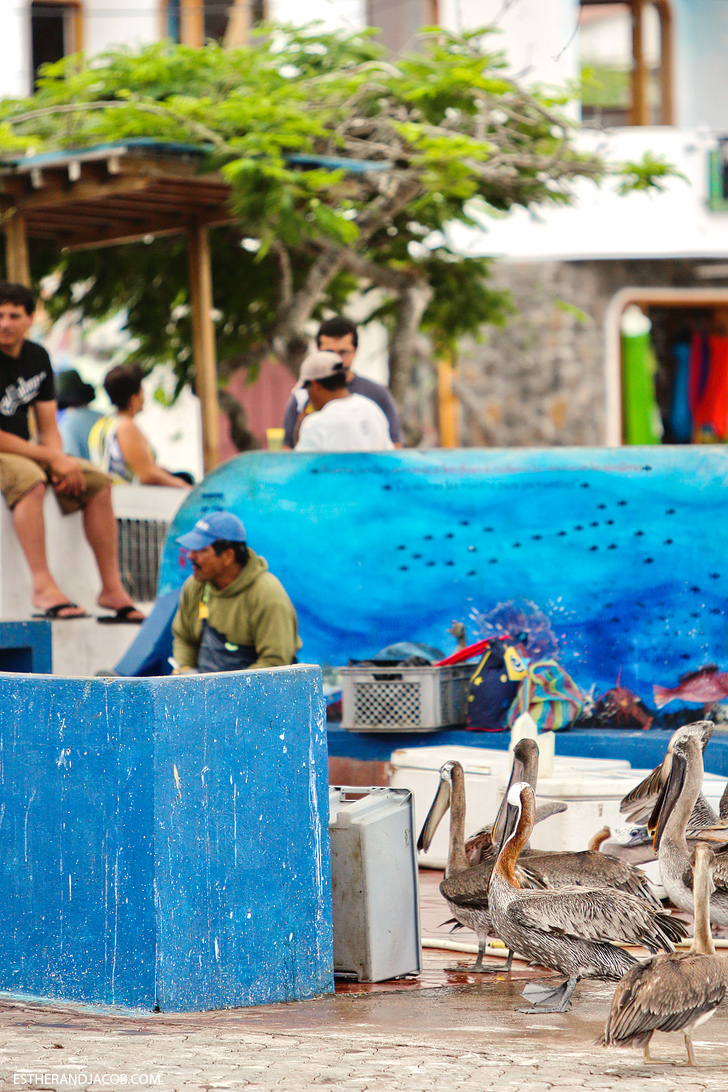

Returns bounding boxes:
[602,842,728,1065]
[589,824,656,865]
[417,743,548,973]
[620,721,720,829]
[488,782,688,1013]
[651,733,728,924]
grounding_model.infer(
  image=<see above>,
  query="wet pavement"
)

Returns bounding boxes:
[2,871,728,1091]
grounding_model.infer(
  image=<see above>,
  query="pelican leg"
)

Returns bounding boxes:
[643,1034,672,1066]
[446,939,492,973]
[519,976,578,1014]
[684,1031,697,1067]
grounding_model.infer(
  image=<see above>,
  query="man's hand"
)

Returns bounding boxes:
[48,452,85,496]
[171,665,197,675]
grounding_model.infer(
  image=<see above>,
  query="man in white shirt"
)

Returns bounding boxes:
[293,351,395,453]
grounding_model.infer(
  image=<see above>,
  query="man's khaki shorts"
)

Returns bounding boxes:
[0,454,112,514]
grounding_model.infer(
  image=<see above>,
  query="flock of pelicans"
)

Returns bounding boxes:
[417,719,728,1066]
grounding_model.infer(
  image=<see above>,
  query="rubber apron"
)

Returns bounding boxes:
[196,584,256,673]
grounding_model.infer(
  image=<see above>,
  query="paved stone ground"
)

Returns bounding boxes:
[2,871,727,1092]
[2,963,728,1092]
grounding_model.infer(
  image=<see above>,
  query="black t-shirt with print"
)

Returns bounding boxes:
[0,341,56,440]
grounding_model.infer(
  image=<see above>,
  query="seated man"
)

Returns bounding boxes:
[0,281,144,622]
[282,316,403,449]
[172,510,300,673]
[293,351,395,452]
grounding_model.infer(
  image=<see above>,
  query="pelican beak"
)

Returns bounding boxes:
[693,825,728,845]
[492,743,532,844]
[495,797,521,861]
[651,749,687,851]
[417,775,451,852]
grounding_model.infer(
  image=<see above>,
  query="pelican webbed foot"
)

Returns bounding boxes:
[518,976,577,1014]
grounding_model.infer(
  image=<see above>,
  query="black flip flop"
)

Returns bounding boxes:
[97,605,145,625]
[32,602,90,620]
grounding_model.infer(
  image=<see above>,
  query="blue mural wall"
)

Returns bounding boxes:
[158,448,728,709]
[0,667,333,1011]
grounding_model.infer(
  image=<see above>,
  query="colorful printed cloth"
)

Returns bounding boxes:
[507,658,587,731]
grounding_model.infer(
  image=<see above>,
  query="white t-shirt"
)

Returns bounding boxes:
[295,393,395,452]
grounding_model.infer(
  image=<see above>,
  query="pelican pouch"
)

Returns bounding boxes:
[466,641,529,731]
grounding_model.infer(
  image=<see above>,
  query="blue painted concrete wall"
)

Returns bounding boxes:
[0,620,52,673]
[0,667,333,1011]
[157,448,728,712]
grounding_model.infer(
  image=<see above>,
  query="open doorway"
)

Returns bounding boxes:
[605,288,728,445]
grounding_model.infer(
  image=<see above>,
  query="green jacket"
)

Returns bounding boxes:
[172,548,300,671]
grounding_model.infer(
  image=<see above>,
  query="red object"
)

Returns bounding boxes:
[693,336,728,441]
[436,638,500,666]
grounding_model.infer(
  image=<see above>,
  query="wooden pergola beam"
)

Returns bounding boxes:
[630,0,649,126]
[188,221,220,473]
[180,0,204,46]
[4,209,30,285]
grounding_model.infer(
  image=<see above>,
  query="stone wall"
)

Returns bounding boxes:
[454,257,726,447]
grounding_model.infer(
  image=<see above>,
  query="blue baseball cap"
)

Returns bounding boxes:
[176,511,247,550]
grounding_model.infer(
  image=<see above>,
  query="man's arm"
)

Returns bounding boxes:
[0,401,85,495]
[293,413,322,452]
[375,386,403,446]
[282,394,299,449]
[250,588,299,668]
[116,419,191,489]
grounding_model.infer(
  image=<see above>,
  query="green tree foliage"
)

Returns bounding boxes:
[0,25,673,434]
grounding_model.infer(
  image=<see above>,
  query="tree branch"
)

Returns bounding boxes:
[388,279,433,405]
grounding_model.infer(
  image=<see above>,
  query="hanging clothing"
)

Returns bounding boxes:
[621,329,662,445]
[667,341,692,443]
[693,335,728,442]
[688,331,710,417]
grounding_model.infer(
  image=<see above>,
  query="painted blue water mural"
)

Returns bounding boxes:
[157,447,728,706]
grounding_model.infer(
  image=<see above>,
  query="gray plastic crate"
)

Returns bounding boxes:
[339,663,472,732]
[328,786,421,982]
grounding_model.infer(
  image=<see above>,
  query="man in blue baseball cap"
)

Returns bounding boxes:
[171,510,300,673]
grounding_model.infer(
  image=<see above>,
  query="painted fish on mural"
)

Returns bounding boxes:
[653,665,728,709]
[602,671,653,730]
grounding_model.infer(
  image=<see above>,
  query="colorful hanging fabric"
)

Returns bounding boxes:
[693,336,728,442]
[688,331,710,416]
[621,330,662,444]
[507,659,587,732]
[668,341,692,442]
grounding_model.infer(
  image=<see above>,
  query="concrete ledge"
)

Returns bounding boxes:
[0,666,333,1011]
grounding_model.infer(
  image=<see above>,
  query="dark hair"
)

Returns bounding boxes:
[309,371,348,392]
[316,316,358,349]
[212,540,248,566]
[104,363,144,411]
[0,282,35,315]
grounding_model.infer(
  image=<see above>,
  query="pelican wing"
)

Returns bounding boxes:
[620,764,665,824]
[605,954,727,1045]
[508,887,686,950]
[523,849,660,905]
